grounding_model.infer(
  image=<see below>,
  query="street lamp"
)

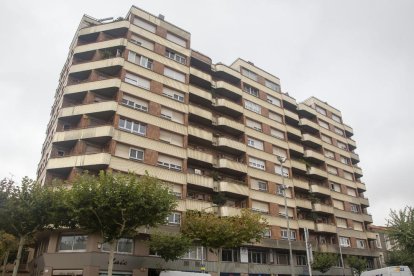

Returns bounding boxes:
[277,155,295,276]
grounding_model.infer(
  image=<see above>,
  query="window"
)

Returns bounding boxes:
[276,254,289,265]
[246,118,262,132]
[275,166,289,177]
[262,228,271,238]
[281,229,296,240]
[279,206,294,218]
[340,156,349,164]
[121,94,148,112]
[249,157,265,170]
[129,148,144,161]
[336,217,348,228]
[265,80,280,92]
[270,128,285,140]
[273,146,287,159]
[277,185,292,198]
[247,137,264,150]
[160,130,183,147]
[321,134,332,144]
[164,67,185,82]
[119,118,146,136]
[356,239,366,249]
[169,184,182,198]
[241,68,258,81]
[165,49,186,64]
[350,204,360,213]
[124,73,150,90]
[249,249,267,264]
[347,187,357,197]
[222,249,239,262]
[251,178,268,191]
[375,235,382,248]
[251,200,269,214]
[337,141,348,150]
[339,236,351,247]
[127,51,153,69]
[130,34,154,50]
[160,107,184,124]
[324,150,335,159]
[316,105,327,115]
[166,32,186,47]
[333,199,345,210]
[133,17,156,33]
[327,165,338,175]
[58,235,87,252]
[319,120,329,129]
[243,84,259,97]
[102,238,133,254]
[269,111,283,123]
[158,155,182,171]
[162,87,184,102]
[166,212,181,224]
[332,114,342,123]
[296,255,307,266]
[354,221,363,231]
[182,246,205,260]
[266,95,282,107]
[244,100,261,114]
[334,127,344,136]
[330,182,341,192]
[344,171,354,181]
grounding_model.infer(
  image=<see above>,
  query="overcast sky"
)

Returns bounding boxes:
[0,0,413,225]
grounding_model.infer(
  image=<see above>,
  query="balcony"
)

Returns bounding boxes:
[286,125,302,140]
[290,159,307,173]
[53,125,114,142]
[187,126,213,143]
[65,78,121,95]
[356,182,367,192]
[59,101,118,118]
[353,166,363,177]
[304,149,325,163]
[307,167,328,180]
[189,85,212,102]
[310,184,330,196]
[187,174,214,189]
[293,178,309,190]
[184,199,215,211]
[315,223,337,233]
[214,158,247,174]
[74,38,128,54]
[295,198,312,209]
[301,133,322,148]
[359,197,369,207]
[213,64,241,83]
[348,138,357,150]
[344,124,354,138]
[366,231,377,240]
[219,206,242,217]
[299,118,319,133]
[188,105,213,125]
[214,80,242,99]
[288,142,304,155]
[213,116,244,134]
[69,57,124,74]
[362,213,373,223]
[217,181,249,197]
[187,148,213,165]
[297,103,317,117]
[350,151,360,164]
[190,67,212,82]
[213,137,246,154]
[47,153,111,170]
[213,98,243,116]
[298,219,315,230]
[284,109,299,123]
[312,203,334,214]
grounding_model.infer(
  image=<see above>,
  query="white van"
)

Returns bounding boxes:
[160,271,211,276]
[361,266,412,276]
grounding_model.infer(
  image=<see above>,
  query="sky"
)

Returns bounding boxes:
[0,0,413,225]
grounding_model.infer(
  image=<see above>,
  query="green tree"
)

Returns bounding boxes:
[387,206,414,252]
[149,232,192,262]
[311,252,338,273]
[346,255,367,276]
[0,232,18,276]
[66,171,177,276]
[181,209,267,275]
[0,178,64,276]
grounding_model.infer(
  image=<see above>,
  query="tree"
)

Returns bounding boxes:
[387,206,414,252]
[66,171,177,276]
[149,232,192,262]
[346,255,367,276]
[386,250,414,270]
[0,177,64,276]
[181,209,267,275]
[311,252,338,273]
[0,232,18,276]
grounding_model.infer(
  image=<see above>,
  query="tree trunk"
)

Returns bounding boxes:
[1,250,9,276]
[107,240,117,276]
[217,248,222,276]
[12,236,25,276]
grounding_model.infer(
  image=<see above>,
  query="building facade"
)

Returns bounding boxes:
[34,5,381,276]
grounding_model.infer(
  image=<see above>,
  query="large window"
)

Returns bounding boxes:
[269,111,283,123]
[340,155,349,164]
[164,67,185,82]
[334,127,344,136]
[337,141,348,150]
[356,239,366,249]
[241,68,258,81]
[244,100,261,114]
[248,157,265,170]
[160,130,183,147]
[166,212,181,225]
[321,134,332,144]
[133,17,156,33]
[347,187,357,197]
[166,32,186,47]
[58,235,87,252]
[222,249,239,262]
[354,221,363,231]
[247,137,264,150]
[324,150,335,159]
[265,80,280,92]
[281,229,296,240]
[339,236,351,247]
[119,118,146,136]
[130,34,154,50]
[124,73,150,90]
[243,84,259,97]
[121,94,148,112]
[182,246,205,260]
[129,148,144,161]
[251,178,268,192]
[330,182,341,192]
[270,128,285,140]
[273,146,287,159]
[275,166,289,177]
[127,51,153,69]
[267,94,281,106]
[316,105,327,115]
[251,200,269,214]
[162,87,184,102]
[350,204,360,213]
[327,165,338,175]
[246,118,262,132]
[161,107,184,124]
[332,114,342,123]
[165,49,186,64]
[333,199,345,210]
[249,249,267,264]
[344,171,354,181]
[157,154,182,171]
[319,120,329,129]
[336,217,348,228]
[102,238,133,254]
[296,255,307,266]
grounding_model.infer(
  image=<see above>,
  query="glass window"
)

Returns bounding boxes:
[337,141,348,150]
[247,137,264,150]
[130,34,154,50]
[324,150,335,159]
[241,68,258,81]
[102,238,133,254]
[273,146,287,158]
[344,171,354,181]
[166,212,181,224]
[127,51,153,69]
[246,118,262,132]
[296,255,307,266]
[269,111,283,123]
[330,182,341,192]
[350,204,360,213]
[160,130,183,147]
[281,229,296,240]
[133,17,156,33]
[275,166,289,177]
[327,165,338,175]
[356,239,366,248]
[270,128,285,140]
[119,118,146,136]
[321,134,332,144]
[340,156,349,164]
[165,49,186,64]
[58,235,87,252]
[244,100,261,114]
[336,217,348,228]
[248,157,265,170]
[319,120,329,129]
[129,148,144,161]
[243,84,259,97]
[251,200,269,214]
[124,73,150,90]
[339,236,351,247]
[332,114,342,123]
[121,94,148,112]
[316,105,327,115]
[157,155,182,171]
[265,80,280,92]
[250,178,268,191]
[347,187,357,197]
[354,221,363,231]
[182,246,205,260]
[164,67,185,82]
[333,199,345,210]
[334,127,344,136]
[249,249,267,264]
[222,249,239,262]
[267,95,281,106]
[166,32,186,47]
[163,87,184,102]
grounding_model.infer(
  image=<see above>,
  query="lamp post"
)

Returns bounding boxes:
[277,155,295,276]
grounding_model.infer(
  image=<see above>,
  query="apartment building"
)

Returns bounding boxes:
[34,5,381,276]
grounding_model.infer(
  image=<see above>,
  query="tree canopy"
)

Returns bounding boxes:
[311,252,338,273]
[346,255,367,275]
[149,232,192,262]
